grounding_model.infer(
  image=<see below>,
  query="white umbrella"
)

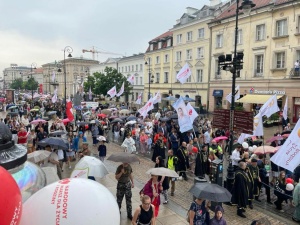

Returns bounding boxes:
[27,150,51,163]
[125,120,136,126]
[72,156,108,178]
[146,167,179,178]
[97,136,106,142]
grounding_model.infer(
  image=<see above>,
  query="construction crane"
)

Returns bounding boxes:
[82,46,123,60]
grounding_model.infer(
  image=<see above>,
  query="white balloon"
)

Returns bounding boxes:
[253,145,257,150]
[286,183,294,191]
[248,147,253,152]
[20,178,120,225]
[242,142,249,149]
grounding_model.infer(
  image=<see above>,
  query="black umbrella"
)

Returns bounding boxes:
[170,114,178,119]
[127,116,137,121]
[107,152,140,163]
[160,116,171,122]
[111,118,124,123]
[49,131,67,137]
[119,116,127,120]
[38,137,69,150]
[7,112,19,116]
[189,183,232,202]
[281,130,292,135]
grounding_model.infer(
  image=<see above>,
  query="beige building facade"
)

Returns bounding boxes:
[209,0,300,122]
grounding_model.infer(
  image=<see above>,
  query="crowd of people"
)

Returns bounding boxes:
[0,98,294,224]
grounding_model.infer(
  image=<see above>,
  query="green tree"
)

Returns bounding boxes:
[83,75,96,92]
[84,67,133,101]
[24,77,39,91]
[10,78,24,90]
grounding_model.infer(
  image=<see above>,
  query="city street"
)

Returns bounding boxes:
[59,129,295,225]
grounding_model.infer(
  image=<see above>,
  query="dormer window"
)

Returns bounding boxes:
[167,39,171,47]
[158,42,162,49]
[150,44,153,51]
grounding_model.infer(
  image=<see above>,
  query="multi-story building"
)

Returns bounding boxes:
[2,64,31,87]
[22,67,44,86]
[169,2,225,110]
[209,0,300,122]
[144,31,174,104]
[118,53,145,103]
[90,57,121,75]
[42,57,99,97]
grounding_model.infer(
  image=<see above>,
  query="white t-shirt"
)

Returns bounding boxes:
[231,149,241,166]
[47,152,59,168]
[57,150,64,160]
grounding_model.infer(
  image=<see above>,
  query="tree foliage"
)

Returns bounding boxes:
[84,67,133,99]
[10,77,39,91]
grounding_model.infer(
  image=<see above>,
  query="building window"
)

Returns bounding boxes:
[125,66,127,72]
[216,34,223,48]
[275,52,285,68]
[215,59,220,77]
[175,71,179,82]
[122,67,123,72]
[164,72,169,83]
[298,16,300,33]
[186,49,192,60]
[276,19,287,37]
[164,54,169,63]
[237,29,243,45]
[256,24,265,41]
[187,31,193,42]
[136,65,138,71]
[132,65,134,71]
[156,73,160,83]
[196,69,203,82]
[158,42,162,49]
[140,64,143,71]
[167,39,171,47]
[135,75,138,85]
[255,54,264,76]
[186,75,191,83]
[140,77,142,85]
[176,51,182,61]
[198,28,205,39]
[177,34,182,44]
[197,47,204,59]
[156,56,160,64]
[150,44,153,51]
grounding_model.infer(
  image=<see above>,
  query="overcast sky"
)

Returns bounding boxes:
[0,0,212,76]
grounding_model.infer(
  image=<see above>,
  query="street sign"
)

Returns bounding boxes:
[213,109,253,133]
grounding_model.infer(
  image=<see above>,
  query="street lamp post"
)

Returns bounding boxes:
[61,46,73,116]
[30,63,37,101]
[145,58,154,100]
[217,0,255,192]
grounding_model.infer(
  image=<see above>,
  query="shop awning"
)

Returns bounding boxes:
[237,94,283,104]
[213,90,223,97]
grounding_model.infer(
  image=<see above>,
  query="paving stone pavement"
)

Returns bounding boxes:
[63,132,295,225]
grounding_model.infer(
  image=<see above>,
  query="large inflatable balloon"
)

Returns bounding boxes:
[0,166,22,225]
[20,178,120,225]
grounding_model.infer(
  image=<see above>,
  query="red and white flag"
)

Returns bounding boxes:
[116,82,125,97]
[283,97,288,120]
[138,98,154,118]
[66,98,74,122]
[127,74,135,85]
[259,94,280,118]
[152,91,161,104]
[186,103,198,123]
[271,118,300,171]
[135,93,142,105]
[176,63,192,84]
[107,86,117,98]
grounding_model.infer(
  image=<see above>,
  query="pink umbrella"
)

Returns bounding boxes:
[30,119,47,125]
[282,134,290,138]
[213,136,228,142]
[62,118,71,124]
[254,146,277,155]
[266,136,283,143]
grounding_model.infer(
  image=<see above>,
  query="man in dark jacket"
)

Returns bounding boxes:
[177,142,189,181]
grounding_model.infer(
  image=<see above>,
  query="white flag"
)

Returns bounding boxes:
[89,86,92,100]
[116,82,125,97]
[283,97,288,120]
[186,103,198,124]
[138,98,154,118]
[271,118,300,171]
[135,93,142,105]
[226,85,240,104]
[172,97,193,133]
[107,86,117,98]
[176,63,192,84]
[259,94,280,118]
[127,74,135,85]
[52,70,56,82]
[237,133,252,144]
[253,112,264,136]
[152,91,161,104]
[52,88,58,103]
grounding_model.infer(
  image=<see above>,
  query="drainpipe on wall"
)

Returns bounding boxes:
[207,26,213,114]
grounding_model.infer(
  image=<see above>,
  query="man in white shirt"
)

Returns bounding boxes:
[155,111,161,120]
[231,144,242,171]
[204,128,211,147]
[47,149,62,179]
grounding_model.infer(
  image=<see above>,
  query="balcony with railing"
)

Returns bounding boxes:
[289,68,300,79]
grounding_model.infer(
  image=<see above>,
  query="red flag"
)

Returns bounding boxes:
[66,100,74,122]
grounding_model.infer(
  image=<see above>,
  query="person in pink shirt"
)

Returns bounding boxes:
[139,130,148,155]
[17,127,28,146]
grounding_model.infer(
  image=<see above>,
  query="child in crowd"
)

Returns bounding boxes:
[98,140,107,162]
